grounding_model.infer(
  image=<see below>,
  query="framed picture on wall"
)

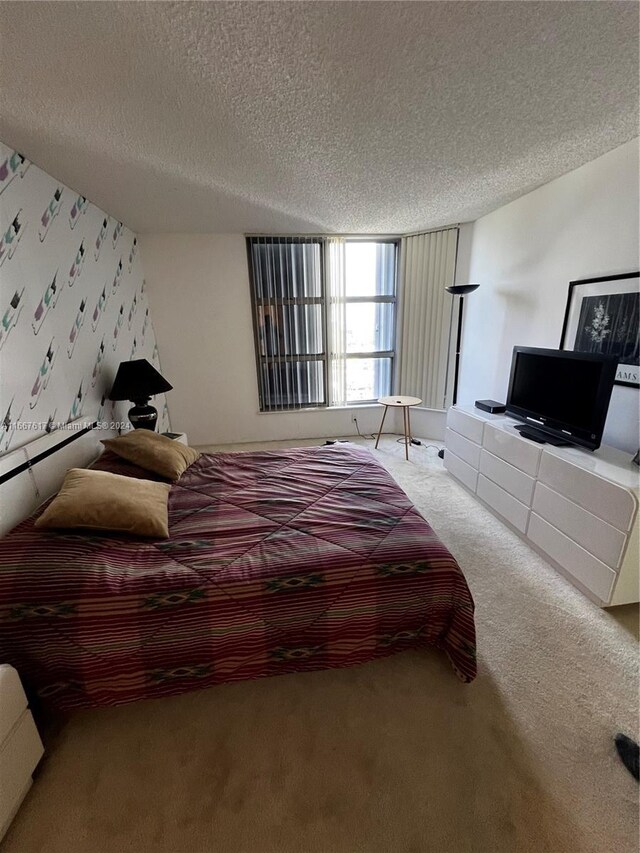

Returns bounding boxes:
[560,272,640,388]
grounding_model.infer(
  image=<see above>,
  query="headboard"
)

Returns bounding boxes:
[0,417,101,537]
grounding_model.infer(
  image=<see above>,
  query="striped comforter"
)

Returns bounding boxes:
[0,443,476,710]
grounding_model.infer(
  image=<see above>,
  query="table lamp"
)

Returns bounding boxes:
[109,359,172,431]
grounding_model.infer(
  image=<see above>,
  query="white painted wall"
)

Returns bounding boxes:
[458,139,639,454]
[140,234,449,446]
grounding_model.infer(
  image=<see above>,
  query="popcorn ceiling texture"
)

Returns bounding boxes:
[0,1,637,235]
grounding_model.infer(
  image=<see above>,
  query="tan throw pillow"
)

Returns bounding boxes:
[101,430,199,481]
[35,468,171,538]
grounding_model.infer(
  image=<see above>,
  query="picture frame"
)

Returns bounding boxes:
[560,272,640,388]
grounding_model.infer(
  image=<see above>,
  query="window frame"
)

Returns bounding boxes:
[343,238,399,405]
[246,237,329,412]
[246,236,399,411]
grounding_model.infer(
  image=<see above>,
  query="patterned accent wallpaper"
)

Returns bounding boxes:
[0,140,170,455]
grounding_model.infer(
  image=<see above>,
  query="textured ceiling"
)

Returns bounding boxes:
[0,1,638,234]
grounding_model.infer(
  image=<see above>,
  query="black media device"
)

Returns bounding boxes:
[475,399,506,414]
[505,347,618,451]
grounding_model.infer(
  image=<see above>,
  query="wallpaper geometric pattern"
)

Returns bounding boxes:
[0,140,170,455]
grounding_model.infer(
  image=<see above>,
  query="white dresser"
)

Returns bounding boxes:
[0,665,44,840]
[444,405,639,607]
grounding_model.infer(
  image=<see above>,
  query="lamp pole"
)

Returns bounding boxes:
[445,284,480,405]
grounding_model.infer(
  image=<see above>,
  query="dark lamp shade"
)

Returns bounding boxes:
[445,283,480,295]
[109,359,173,402]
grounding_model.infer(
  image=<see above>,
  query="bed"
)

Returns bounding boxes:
[0,441,476,710]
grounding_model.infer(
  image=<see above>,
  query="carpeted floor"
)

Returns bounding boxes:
[2,436,638,853]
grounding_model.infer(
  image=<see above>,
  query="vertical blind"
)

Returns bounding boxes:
[247,236,327,411]
[396,228,459,409]
[327,237,348,406]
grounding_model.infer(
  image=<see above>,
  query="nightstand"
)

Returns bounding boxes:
[161,432,188,446]
[0,665,44,841]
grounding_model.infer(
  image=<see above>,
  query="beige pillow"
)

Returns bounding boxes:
[35,468,171,538]
[101,430,199,481]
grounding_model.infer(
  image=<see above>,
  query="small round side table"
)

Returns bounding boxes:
[374,395,422,460]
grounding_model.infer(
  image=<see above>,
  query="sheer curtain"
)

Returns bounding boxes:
[327,237,347,407]
[396,228,459,409]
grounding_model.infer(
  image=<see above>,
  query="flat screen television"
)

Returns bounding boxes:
[505,347,618,450]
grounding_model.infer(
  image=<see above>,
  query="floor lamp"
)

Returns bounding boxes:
[445,283,480,405]
[438,284,480,460]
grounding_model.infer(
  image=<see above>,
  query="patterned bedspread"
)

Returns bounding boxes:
[0,443,476,710]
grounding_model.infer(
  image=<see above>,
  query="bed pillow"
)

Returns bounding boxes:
[91,448,167,481]
[101,430,199,481]
[35,468,171,538]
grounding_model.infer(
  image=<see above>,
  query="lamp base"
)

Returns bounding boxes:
[128,400,158,431]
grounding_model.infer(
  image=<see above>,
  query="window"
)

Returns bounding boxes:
[344,240,397,403]
[247,237,398,411]
[247,238,327,410]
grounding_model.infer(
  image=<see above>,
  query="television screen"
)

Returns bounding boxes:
[505,347,618,450]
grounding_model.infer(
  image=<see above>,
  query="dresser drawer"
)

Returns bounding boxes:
[0,710,44,838]
[477,474,529,533]
[528,513,617,603]
[479,449,535,506]
[447,407,485,444]
[444,449,478,493]
[482,424,541,476]
[532,482,627,569]
[445,428,481,468]
[538,453,637,532]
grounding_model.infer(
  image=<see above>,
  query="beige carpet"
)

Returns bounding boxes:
[2,436,638,853]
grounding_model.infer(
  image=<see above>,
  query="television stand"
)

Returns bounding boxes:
[513,424,570,447]
[443,405,640,607]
